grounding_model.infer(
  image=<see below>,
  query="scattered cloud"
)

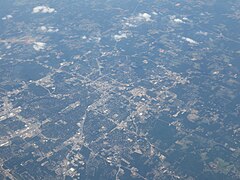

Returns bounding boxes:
[124,12,152,27]
[39,26,59,33]
[113,12,152,41]
[196,31,208,36]
[138,13,152,22]
[182,37,199,45]
[114,33,128,42]
[33,42,46,51]
[173,18,184,23]
[170,16,190,24]
[32,6,56,14]
[2,15,13,20]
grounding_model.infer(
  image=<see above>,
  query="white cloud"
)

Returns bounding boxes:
[124,12,152,27]
[182,17,189,21]
[82,35,87,40]
[152,11,158,15]
[40,26,48,32]
[170,16,190,24]
[114,33,128,42]
[138,13,152,22]
[32,6,56,14]
[196,31,208,36]
[173,18,184,23]
[39,26,59,33]
[33,42,46,51]
[182,37,199,45]
[114,12,152,42]
[2,15,13,20]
